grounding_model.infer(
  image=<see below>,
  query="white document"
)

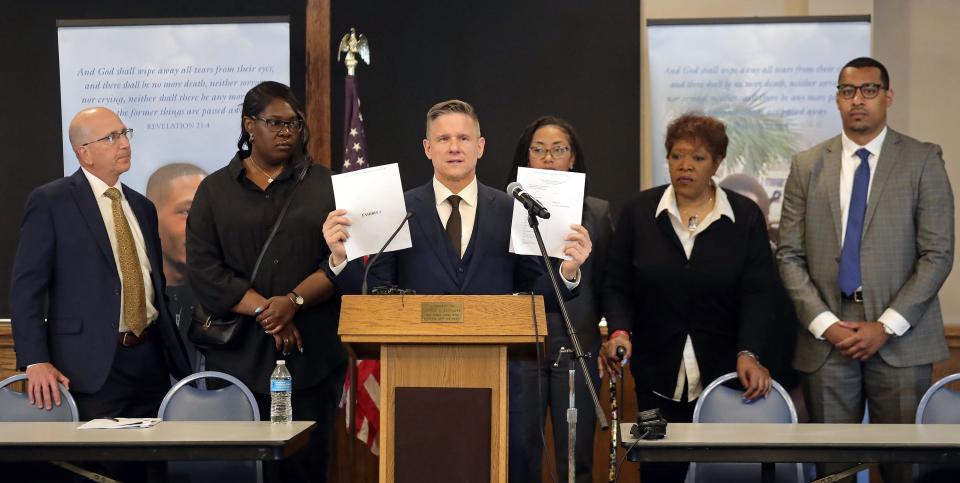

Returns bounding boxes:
[509,167,585,259]
[331,163,412,261]
[78,418,162,429]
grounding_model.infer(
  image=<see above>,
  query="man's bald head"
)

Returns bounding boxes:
[69,106,131,186]
[68,107,121,152]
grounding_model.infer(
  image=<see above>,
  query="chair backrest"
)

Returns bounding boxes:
[689,372,805,483]
[159,371,262,483]
[158,371,259,421]
[0,374,79,422]
[916,373,960,424]
[693,372,797,424]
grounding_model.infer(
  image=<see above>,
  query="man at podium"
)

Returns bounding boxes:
[323,99,591,305]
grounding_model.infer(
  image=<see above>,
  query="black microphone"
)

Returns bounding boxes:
[362,210,415,295]
[507,182,550,219]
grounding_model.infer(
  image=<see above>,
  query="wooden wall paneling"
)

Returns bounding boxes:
[305,0,331,168]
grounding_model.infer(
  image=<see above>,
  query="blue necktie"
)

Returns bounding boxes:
[838,148,871,296]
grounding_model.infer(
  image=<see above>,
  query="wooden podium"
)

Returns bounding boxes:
[338,294,547,483]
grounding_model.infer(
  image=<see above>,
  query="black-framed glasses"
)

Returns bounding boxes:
[81,128,133,147]
[837,83,885,100]
[528,145,571,159]
[251,116,303,133]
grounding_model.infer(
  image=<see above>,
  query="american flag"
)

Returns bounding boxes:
[341,75,368,173]
[340,73,380,455]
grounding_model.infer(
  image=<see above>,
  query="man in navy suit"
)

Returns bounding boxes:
[10,107,191,421]
[323,100,591,483]
[323,99,591,302]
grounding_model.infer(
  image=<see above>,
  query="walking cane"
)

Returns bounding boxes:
[608,346,627,482]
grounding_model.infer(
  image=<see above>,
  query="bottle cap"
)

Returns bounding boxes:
[277,360,286,365]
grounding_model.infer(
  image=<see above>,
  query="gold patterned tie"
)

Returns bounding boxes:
[104,187,147,336]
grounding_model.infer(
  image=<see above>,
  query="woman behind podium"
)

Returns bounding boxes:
[506,116,615,483]
[600,113,776,482]
[186,81,346,483]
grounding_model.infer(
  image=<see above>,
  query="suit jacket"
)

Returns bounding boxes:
[604,186,777,396]
[777,129,955,372]
[10,169,192,393]
[333,180,573,306]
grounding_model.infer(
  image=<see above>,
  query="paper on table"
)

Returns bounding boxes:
[78,418,162,429]
[509,167,585,258]
[331,163,412,261]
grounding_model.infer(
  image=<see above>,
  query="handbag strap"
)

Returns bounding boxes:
[249,163,310,283]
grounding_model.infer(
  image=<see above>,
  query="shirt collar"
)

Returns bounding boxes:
[655,177,736,224]
[81,166,122,200]
[433,176,478,207]
[841,126,887,160]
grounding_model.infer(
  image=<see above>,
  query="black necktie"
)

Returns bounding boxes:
[446,195,462,258]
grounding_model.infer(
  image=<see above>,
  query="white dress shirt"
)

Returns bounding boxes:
[806,127,910,339]
[654,180,735,402]
[82,168,158,331]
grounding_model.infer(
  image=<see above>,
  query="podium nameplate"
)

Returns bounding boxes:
[421,302,464,323]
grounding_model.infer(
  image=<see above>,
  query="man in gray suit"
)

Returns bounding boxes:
[778,57,954,482]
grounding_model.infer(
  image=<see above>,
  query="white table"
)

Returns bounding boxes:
[621,423,960,482]
[0,421,315,482]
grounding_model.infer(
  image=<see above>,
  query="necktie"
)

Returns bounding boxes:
[838,148,871,296]
[446,195,462,258]
[104,188,148,336]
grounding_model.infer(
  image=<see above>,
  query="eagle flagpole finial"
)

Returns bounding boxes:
[338,27,370,76]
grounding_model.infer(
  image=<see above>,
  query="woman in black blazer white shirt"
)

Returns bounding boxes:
[600,113,777,483]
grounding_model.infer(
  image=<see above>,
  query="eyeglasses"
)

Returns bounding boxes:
[836,83,886,100]
[528,145,571,159]
[251,116,303,133]
[81,128,134,147]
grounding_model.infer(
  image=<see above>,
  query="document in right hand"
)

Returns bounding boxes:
[331,163,412,261]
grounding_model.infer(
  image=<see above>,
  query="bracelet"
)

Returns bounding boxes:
[737,350,759,362]
[609,330,630,340]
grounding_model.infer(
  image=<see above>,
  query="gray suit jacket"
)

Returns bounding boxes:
[777,128,954,372]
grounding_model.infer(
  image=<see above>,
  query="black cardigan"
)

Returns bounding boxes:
[603,185,778,397]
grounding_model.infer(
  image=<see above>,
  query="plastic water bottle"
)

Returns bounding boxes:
[270,360,293,423]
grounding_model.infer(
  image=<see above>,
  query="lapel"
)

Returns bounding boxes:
[69,169,119,277]
[459,182,494,290]
[651,186,685,255]
[862,129,901,235]
[654,211,685,256]
[823,137,844,246]
[409,182,459,285]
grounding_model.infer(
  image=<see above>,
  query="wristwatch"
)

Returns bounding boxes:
[737,350,759,362]
[287,291,304,309]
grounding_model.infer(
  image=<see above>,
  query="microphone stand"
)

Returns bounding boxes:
[525,210,609,435]
[362,211,413,295]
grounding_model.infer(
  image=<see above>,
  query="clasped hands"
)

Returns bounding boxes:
[824,320,891,361]
[256,295,302,355]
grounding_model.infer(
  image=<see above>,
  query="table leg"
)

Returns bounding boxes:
[761,462,775,483]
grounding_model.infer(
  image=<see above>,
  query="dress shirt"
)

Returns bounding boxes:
[81,167,157,331]
[654,180,735,402]
[807,127,910,339]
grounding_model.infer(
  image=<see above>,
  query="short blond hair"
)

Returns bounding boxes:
[425,99,481,138]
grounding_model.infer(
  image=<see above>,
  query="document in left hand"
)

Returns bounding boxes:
[509,167,585,258]
[331,163,413,261]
